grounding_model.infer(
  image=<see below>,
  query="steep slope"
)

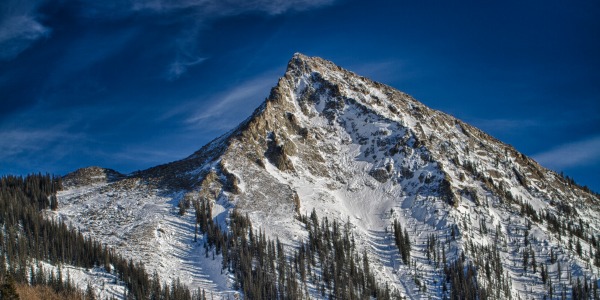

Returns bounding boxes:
[57,53,600,299]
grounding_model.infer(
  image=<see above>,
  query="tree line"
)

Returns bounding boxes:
[0,174,208,300]
[192,191,400,299]
[6,173,598,299]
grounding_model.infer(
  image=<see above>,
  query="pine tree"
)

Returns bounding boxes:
[531,248,536,273]
[541,264,547,284]
[178,199,186,216]
[86,283,97,300]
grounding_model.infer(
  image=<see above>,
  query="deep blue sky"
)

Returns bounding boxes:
[1,0,599,191]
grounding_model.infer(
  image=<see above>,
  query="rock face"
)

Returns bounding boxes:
[59,53,600,299]
[62,166,124,187]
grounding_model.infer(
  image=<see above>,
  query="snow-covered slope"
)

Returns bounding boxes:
[57,53,600,299]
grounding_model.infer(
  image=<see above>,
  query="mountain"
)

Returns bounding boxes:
[56,53,600,299]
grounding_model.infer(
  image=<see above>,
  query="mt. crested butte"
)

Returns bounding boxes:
[57,54,600,299]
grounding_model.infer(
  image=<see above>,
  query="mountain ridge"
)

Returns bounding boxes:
[70,53,595,200]
[59,53,600,299]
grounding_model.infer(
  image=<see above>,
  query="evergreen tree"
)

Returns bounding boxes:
[531,248,536,273]
[85,283,97,300]
[523,248,529,271]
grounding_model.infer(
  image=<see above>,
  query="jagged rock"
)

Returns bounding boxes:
[369,168,391,183]
[54,53,600,299]
[63,166,124,187]
[264,132,295,171]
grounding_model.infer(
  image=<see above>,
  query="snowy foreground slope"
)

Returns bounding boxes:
[57,54,600,299]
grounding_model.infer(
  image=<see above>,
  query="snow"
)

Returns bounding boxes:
[51,54,600,299]
[37,262,125,299]
[55,180,234,298]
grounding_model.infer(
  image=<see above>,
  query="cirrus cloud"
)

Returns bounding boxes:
[185,72,278,128]
[0,0,51,60]
[533,135,600,169]
[76,0,337,78]
[80,0,336,17]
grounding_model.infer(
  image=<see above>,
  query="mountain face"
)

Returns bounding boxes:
[57,54,600,299]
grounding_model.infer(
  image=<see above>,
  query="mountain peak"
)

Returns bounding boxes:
[59,54,600,299]
[291,52,308,60]
[63,166,124,187]
[290,52,317,63]
[286,53,341,77]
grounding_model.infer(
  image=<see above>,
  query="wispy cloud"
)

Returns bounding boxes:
[43,27,137,90]
[156,0,335,78]
[91,0,337,16]
[533,135,600,169]
[0,126,82,160]
[167,55,207,80]
[0,0,51,60]
[78,0,336,78]
[185,73,277,127]
[164,28,206,79]
[0,99,106,172]
[103,146,185,166]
